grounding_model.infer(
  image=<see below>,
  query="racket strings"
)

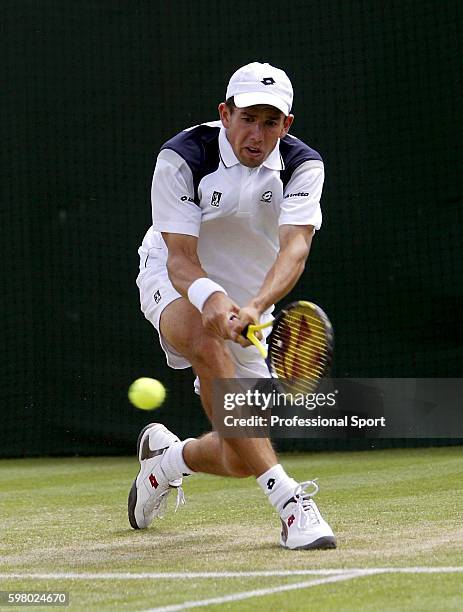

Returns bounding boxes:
[270,306,332,393]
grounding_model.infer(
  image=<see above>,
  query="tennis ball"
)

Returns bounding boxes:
[128,377,166,410]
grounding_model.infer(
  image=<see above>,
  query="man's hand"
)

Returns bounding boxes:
[202,292,240,340]
[229,304,263,348]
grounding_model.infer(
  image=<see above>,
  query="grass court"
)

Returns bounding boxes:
[1,446,462,610]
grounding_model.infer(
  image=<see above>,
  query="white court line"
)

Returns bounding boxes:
[2,568,461,611]
[0,567,462,580]
[145,571,371,612]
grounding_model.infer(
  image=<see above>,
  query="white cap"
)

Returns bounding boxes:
[225,62,293,116]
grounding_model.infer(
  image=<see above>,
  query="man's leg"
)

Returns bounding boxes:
[159,296,277,478]
[131,296,336,549]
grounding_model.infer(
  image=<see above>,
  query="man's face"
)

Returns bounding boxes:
[218,103,294,168]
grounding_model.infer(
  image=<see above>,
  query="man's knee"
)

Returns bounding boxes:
[167,329,234,381]
[159,300,231,372]
[186,334,232,375]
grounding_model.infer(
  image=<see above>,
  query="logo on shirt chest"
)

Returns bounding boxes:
[210,190,222,207]
[260,190,273,203]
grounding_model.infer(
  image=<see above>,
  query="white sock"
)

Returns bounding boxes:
[257,464,298,514]
[161,439,196,482]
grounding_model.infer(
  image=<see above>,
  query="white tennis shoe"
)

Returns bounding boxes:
[279,481,336,550]
[128,423,185,529]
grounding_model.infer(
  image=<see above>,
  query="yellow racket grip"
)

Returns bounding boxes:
[245,321,272,359]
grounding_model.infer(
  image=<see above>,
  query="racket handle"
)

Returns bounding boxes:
[241,323,269,359]
[241,323,250,339]
[241,320,273,335]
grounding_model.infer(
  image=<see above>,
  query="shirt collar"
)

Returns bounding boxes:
[263,141,285,171]
[219,127,284,171]
[219,127,240,167]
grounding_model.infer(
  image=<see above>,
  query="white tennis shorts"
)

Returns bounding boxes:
[136,244,270,389]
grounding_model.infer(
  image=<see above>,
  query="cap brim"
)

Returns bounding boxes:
[233,92,290,115]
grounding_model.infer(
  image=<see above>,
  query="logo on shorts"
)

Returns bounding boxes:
[180,195,195,203]
[210,191,222,207]
[153,290,161,304]
[260,190,272,203]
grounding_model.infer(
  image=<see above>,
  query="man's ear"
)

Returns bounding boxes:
[281,114,294,138]
[218,102,231,128]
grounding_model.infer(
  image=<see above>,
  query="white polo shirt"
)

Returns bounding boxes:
[139,121,324,310]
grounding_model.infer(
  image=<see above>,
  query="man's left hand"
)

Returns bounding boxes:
[229,305,263,347]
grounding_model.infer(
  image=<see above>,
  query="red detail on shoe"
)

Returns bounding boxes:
[287,514,295,528]
[280,518,288,544]
[149,474,159,489]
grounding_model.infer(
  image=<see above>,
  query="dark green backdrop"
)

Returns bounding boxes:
[2,1,462,456]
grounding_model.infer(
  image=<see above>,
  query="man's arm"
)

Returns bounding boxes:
[249,224,314,312]
[162,232,205,296]
[162,232,240,339]
[231,158,324,341]
[230,224,314,342]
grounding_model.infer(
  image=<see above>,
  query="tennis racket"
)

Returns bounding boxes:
[242,300,334,395]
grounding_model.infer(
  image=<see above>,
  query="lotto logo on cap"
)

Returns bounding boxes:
[226,62,293,116]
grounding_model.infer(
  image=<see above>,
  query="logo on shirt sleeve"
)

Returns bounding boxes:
[284,191,310,199]
[180,195,195,203]
[210,191,222,207]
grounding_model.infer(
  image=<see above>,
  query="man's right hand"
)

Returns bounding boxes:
[202,292,240,340]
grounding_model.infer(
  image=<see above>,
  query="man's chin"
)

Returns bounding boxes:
[239,153,264,168]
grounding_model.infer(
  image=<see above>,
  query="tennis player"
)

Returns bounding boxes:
[129,62,336,550]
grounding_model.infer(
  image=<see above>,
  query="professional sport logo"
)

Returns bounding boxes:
[153,290,161,304]
[260,190,273,203]
[210,191,222,207]
[261,77,276,85]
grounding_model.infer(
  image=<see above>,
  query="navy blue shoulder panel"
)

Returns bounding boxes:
[160,125,221,203]
[279,135,323,190]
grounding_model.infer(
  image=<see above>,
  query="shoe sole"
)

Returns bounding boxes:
[283,535,337,550]
[128,422,158,530]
